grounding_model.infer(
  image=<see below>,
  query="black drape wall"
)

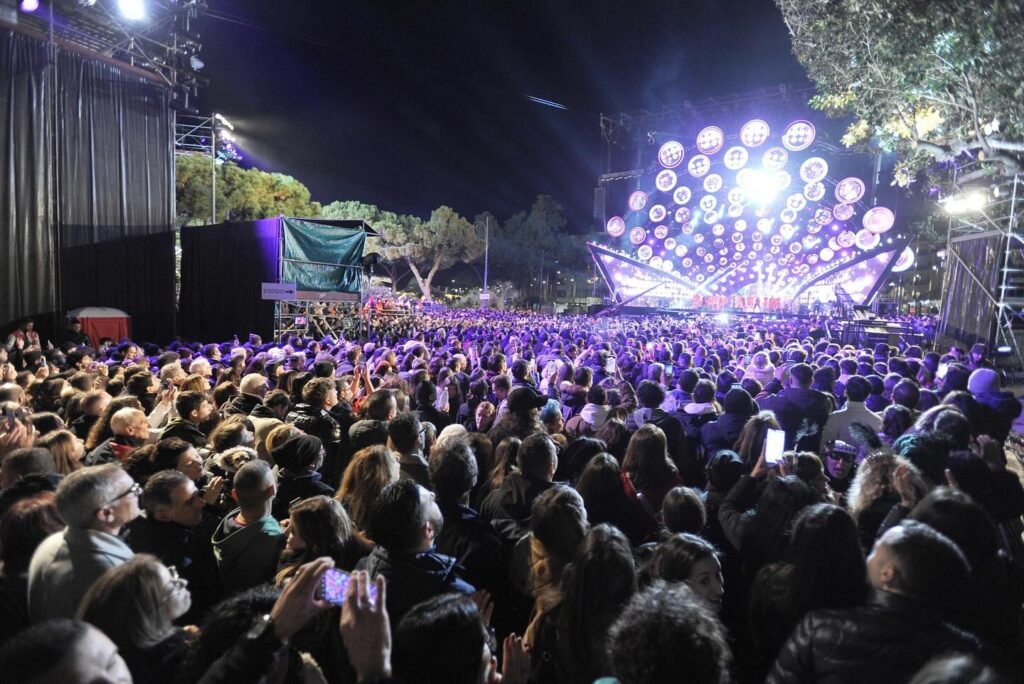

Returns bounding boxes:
[1,27,175,342]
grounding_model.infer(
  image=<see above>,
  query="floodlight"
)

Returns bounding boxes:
[20,0,39,12]
[214,113,235,130]
[942,192,986,214]
[117,0,146,21]
[189,55,205,71]
[715,312,730,323]
[743,170,779,205]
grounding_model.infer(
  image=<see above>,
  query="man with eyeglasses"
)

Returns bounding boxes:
[27,463,139,622]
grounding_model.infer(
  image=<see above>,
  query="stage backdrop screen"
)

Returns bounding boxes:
[282,218,366,293]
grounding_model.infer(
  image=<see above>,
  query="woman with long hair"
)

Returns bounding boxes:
[78,555,192,684]
[576,453,657,546]
[846,451,928,549]
[621,424,684,514]
[733,411,781,472]
[276,496,367,583]
[0,493,65,641]
[641,533,724,612]
[85,395,144,451]
[530,524,638,684]
[335,444,399,533]
[485,436,522,496]
[34,429,85,475]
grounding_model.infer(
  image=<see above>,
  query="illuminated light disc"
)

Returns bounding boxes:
[779,208,797,223]
[770,235,783,247]
[752,231,764,242]
[694,234,705,244]
[789,242,802,254]
[664,237,677,249]
[628,191,648,211]
[782,120,816,151]
[734,219,747,231]
[696,126,725,155]
[855,228,880,250]
[835,177,866,204]
[802,235,818,248]
[653,224,669,239]
[629,226,647,245]
[655,170,678,192]
[675,208,692,225]
[757,218,773,232]
[704,254,714,263]
[719,257,729,265]
[804,182,826,201]
[736,168,755,188]
[658,140,685,168]
[772,170,792,192]
[807,254,818,265]
[661,259,674,272]
[649,205,667,222]
[833,203,855,221]
[683,258,693,268]
[673,186,692,205]
[799,157,829,183]
[703,174,723,193]
[892,246,915,272]
[713,238,726,249]
[712,223,726,237]
[650,256,663,268]
[699,195,718,212]
[675,245,687,257]
[837,230,856,248]
[807,222,822,234]
[728,188,746,204]
[736,243,746,252]
[815,208,833,224]
[636,244,653,261]
[732,232,743,242]
[779,223,796,240]
[786,194,807,211]
[704,210,720,225]
[723,146,749,170]
[762,147,789,171]
[820,247,835,261]
[682,223,694,235]
[696,274,705,282]
[688,154,711,178]
[740,119,771,147]
[863,206,895,233]
[606,216,626,237]
[727,204,744,218]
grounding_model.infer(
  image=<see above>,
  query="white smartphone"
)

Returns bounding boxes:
[765,428,786,465]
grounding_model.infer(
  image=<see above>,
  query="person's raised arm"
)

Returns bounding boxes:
[340,571,391,683]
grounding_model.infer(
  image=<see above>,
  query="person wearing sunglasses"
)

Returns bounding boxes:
[27,463,140,622]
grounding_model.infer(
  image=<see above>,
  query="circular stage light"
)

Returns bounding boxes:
[786,193,807,212]
[727,203,744,218]
[782,120,816,151]
[661,259,674,272]
[772,170,792,192]
[815,208,833,224]
[628,191,648,211]
[732,232,744,242]
[837,230,856,248]
[654,224,669,239]
[694,234,705,244]
[696,126,725,155]
[704,210,720,225]
[688,154,711,177]
[835,177,866,204]
[637,244,653,260]
[892,246,915,272]
[820,247,835,261]
[799,157,828,183]
[863,206,895,233]
[683,257,694,268]
[629,226,647,245]
[675,244,687,257]
[723,146,749,170]
[703,174,723,193]
[700,195,718,212]
[675,207,692,224]
[656,170,678,192]
[727,187,746,204]
[664,237,677,249]
[779,223,796,239]
[606,216,626,237]
[789,242,802,254]
[803,181,826,201]
[762,147,789,171]
[650,256,663,268]
[682,223,695,235]
[673,186,692,205]
[712,223,726,236]
[855,228,880,250]
[658,141,685,168]
[740,119,771,147]
[649,204,667,222]
[734,219,748,231]
[833,203,855,221]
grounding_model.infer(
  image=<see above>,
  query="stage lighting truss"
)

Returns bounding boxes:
[16,0,208,109]
[599,116,910,308]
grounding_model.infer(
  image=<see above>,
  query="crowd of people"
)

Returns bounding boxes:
[0,308,1022,683]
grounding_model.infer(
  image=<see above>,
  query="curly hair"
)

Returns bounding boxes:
[846,451,927,520]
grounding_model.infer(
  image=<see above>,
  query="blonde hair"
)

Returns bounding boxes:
[179,374,209,393]
[265,424,301,456]
[847,451,927,519]
[336,445,399,532]
[35,429,84,476]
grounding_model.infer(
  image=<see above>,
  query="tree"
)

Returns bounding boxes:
[776,0,1024,184]
[321,200,417,292]
[175,154,321,224]
[398,206,484,301]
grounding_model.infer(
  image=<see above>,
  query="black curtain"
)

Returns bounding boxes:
[0,27,175,342]
[0,29,56,327]
[179,220,281,342]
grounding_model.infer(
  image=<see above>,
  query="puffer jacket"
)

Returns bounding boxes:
[357,545,474,627]
[286,403,343,485]
[767,590,978,684]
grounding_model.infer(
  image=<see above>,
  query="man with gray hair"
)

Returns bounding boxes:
[27,463,138,621]
[84,407,148,466]
[222,372,268,418]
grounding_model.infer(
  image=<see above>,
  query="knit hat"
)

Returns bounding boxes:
[723,388,756,417]
[271,434,323,472]
[967,368,1000,395]
[507,387,548,413]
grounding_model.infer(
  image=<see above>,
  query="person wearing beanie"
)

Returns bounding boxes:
[967,368,1022,442]
[700,388,756,458]
[270,434,333,519]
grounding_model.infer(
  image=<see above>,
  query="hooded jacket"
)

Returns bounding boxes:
[479,472,555,530]
[160,418,208,448]
[579,403,610,430]
[758,387,833,452]
[221,393,262,418]
[211,509,285,594]
[358,545,474,626]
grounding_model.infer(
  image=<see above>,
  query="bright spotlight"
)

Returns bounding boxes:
[715,312,730,324]
[117,0,146,21]
[189,55,205,71]
[943,192,986,214]
[20,0,39,12]
[214,113,235,130]
[743,170,779,205]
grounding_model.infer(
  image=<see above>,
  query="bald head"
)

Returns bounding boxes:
[110,408,147,438]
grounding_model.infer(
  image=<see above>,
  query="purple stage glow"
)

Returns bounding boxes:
[594,116,912,310]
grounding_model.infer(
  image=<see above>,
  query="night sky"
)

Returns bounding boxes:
[197,1,809,229]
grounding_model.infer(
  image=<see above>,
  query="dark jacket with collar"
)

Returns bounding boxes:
[435,501,504,593]
[699,412,748,457]
[85,435,141,466]
[160,418,208,448]
[768,590,978,684]
[758,387,832,452]
[357,545,475,627]
[414,405,452,431]
[479,472,555,531]
[272,471,335,520]
[286,403,344,485]
[221,393,262,418]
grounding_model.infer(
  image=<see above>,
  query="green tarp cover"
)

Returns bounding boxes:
[282,218,366,293]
